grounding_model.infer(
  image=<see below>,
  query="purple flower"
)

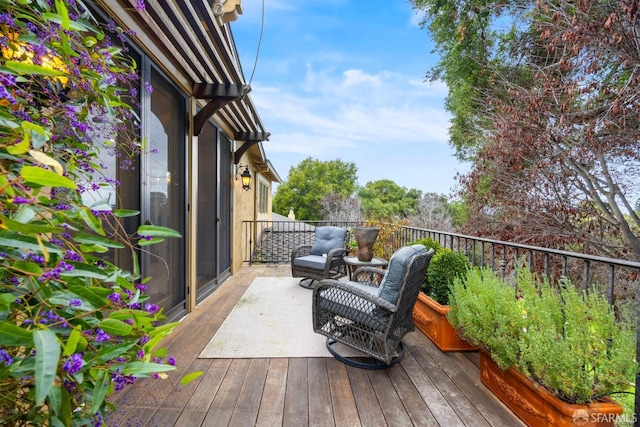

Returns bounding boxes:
[95,329,110,343]
[12,196,32,204]
[107,292,121,303]
[62,353,84,375]
[112,369,136,391]
[0,349,13,366]
[64,250,82,262]
[144,303,159,315]
[69,299,82,307]
[135,0,146,12]
[167,356,175,366]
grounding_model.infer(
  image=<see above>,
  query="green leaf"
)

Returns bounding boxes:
[113,209,140,218]
[61,262,110,280]
[63,326,82,356]
[0,175,15,197]
[54,0,71,30]
[4,61,65,77]
[0,293,16,312]
[0,231,62,254]
[12,260,43,275]
[137,225,182,238]
[94,342,136,363]
[6,130,29,155]
[22,122,51,150]
[79,243,109,253]
[49,290,96,311]
[21,166,76,189]
[138,237,164,246]
[181,371,204,385]
[120,361,176,376]
[67,286,107,308]
[34,328,60,405]
[90,370,110,414]
[14,206,36,223]
[0,320,33,346]
[0,111,20,129]
[73,233,125,249]
[0,217,62,234]
[79,207,105,236]
[98,318,133,336]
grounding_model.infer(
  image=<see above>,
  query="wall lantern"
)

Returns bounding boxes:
[236,164,252,191]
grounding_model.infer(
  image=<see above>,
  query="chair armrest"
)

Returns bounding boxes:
[326,247,348,259]
[291,244,312,260]
[351,267,386,287]
[314,279,397,313]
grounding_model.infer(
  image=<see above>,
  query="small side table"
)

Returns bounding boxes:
[343,255,388,280]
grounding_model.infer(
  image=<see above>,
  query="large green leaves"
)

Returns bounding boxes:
[21,166,76,189]
[34,328,60,405]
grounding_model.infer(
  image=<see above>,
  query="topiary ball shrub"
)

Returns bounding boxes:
[426,249,470,305]
[410,237,442,255]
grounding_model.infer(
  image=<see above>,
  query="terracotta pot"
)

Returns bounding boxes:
[412,293,477,352]
[479,350,623,427]
[352,227,379,262]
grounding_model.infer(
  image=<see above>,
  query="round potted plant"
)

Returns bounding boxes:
[448,267,635,426]
[410,239,476,352]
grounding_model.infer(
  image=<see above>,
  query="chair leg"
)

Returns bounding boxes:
[325,338,405,370]
[298,278,315,289]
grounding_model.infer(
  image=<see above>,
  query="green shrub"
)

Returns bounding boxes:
[448,266,637,404]
[425,249,470,305]
[410,237,442,255]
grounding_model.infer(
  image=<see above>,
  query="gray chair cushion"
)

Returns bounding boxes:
[378,244,427,304]
[293,255,328,269]
[310,226,347,255]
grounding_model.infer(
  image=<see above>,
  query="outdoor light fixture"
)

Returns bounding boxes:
[235,164,252,191]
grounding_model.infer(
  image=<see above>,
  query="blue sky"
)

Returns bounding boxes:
[231,0,469,197]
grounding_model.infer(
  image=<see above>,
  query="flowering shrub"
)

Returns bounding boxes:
[0,0,186,425]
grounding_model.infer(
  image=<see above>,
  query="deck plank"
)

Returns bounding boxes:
[326,358,360,427]
[387,363,438,426]
[307,358,335,427]
[283,358,309,427]
[228,358,270,427]
[368,369,413,426]
[347,365,387,427]
[255,358,288,426]
[204,358,251,426]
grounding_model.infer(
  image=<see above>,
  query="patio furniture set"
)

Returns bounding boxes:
[290,226,434,369]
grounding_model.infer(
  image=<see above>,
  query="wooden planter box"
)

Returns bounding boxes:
[412,293,477,352]
[479,351,623,427]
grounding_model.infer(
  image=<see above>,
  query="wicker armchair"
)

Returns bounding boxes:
[291,226,350,288]
[312,245,434,369]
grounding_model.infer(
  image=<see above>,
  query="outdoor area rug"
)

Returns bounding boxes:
[199,276,362,358]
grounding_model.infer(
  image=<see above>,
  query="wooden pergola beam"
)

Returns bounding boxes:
[234,131,270,163]
[193,83,249,135]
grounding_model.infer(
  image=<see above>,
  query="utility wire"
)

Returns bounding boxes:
[247,0,265,86]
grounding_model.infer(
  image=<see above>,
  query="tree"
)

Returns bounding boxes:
[409,193,454,232]
[411,0,529,161]
[320,193,364,223]
[273,158,358,220]
[415,0,640,260]
[358,179,421,219]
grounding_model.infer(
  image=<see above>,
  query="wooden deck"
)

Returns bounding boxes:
[106,265,524,426]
